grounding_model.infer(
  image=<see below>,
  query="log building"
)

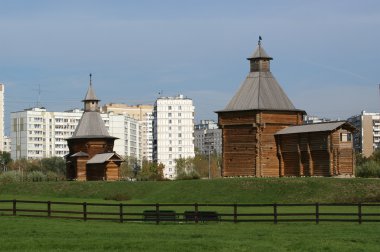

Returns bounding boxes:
[217,40,355,177]
[66,76,122,181]
[275,121,356,176]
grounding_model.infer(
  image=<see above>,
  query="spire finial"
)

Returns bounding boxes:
[89,73,92,85]
[258,36,262,46]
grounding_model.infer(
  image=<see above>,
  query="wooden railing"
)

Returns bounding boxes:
[1,200,380,224]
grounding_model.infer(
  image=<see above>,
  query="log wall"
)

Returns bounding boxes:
[218,110,303,177]
[276,128,355,177]
[66,138,121,181]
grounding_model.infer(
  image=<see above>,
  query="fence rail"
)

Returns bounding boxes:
[1,200,380,224]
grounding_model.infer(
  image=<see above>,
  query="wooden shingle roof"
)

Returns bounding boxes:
[275,121,356,135]
[221,71,299,112]
[83,83,99,101]
[248,44,273,60]
[87,153,122,164]
[217,44,303,113]
[70,111,115,139]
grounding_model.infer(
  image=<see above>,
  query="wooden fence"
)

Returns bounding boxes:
[1,200,380,224]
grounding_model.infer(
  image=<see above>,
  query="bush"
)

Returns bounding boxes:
[104,193,131,201]
[356,160,380,178]
[176,170,200,180]
[26,171,47,182]
[0,171,23,184]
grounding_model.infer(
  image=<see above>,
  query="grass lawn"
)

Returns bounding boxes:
[1,216,380,251]
[1,178,380,251]
[1,177,380,203]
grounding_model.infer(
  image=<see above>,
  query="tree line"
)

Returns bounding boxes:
[3,149,377,182]
[356,150,380,178]
[0,150,221,182]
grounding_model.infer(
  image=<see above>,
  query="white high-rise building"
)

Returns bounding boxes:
[3,136,11,153]
[11,107,139,160]
[102,103,153,161]
[348,111,380,157]
[143,112,154,161]
[153,94,195,179]
[0,84,4,151]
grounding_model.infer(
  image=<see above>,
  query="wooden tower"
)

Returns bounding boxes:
[66,75,122,181]
[217,39,305,177]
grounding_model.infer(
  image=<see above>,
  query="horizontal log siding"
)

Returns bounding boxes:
[332,130,354,176]
[219,110,303,177]
[222,125,256,176]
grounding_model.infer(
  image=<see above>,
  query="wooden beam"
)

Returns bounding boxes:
[297,134,303,176]
[277,135,284,177]
[327,135,333,176]
[307,133,313,176]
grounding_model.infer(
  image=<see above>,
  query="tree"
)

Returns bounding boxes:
[0,151,12,172]
[139,161,164,181]
[175,157,200,180]
[40,157,66,175]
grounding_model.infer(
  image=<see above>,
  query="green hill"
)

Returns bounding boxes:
[1,177,380,203]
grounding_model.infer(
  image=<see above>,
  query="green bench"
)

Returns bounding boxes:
[143,210,177,222]
[184,211,220,222]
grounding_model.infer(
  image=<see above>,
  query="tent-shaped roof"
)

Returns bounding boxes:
[220,72,300,112]
[248,44,273,60]
[275,121,356,135]
[83,83,99,101]
[87,152,123,164]
[69,111,116,139]
[217,43,303,113]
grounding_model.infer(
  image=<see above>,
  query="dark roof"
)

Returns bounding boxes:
[71,151,89,157]
[219,72,299,112]
[247,44,273,60]
[275,121,356,135]
[69,111,116,139]
[83,84,99,101]
[87,153,123,164]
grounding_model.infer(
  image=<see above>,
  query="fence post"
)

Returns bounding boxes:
[47,201,51,217]
[12,199,16,216]
[358,203,362,224]
[83,202,87,221]
[234,203,238,223]
[119,203,123,223]
[195,203,199,224]
[155,203,160,225]
[315,202,319,224]
[273,203,278,224]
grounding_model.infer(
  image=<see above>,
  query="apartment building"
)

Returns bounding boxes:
[3,136,11,153]
[102,103,153,161]
[11,107,139,160]
[0,84,4,151]
[303,115,332,124]
[153,95,195,179]
[347,111,380,157]
[194,120,222,155]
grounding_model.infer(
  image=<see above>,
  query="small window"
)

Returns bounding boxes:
[340,132,352,142]
[168,106,172,110]
[169,147,172,151]
[168,113,172,117]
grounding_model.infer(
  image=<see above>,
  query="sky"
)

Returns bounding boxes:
[1,0,380,135]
